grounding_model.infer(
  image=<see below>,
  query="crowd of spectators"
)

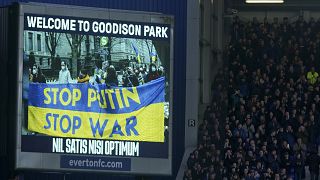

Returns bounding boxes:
[184,15,320,180]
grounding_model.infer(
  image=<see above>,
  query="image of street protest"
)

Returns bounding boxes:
[22,31,170,137]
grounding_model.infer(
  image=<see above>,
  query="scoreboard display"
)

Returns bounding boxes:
[15,3,173,175]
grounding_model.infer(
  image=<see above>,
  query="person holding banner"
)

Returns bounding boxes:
[145,63,159,83]
[77,69,90,83]
[105,65,118,87]
[58,60,72,84]
[123,67,139,87]
[31,64,46,83]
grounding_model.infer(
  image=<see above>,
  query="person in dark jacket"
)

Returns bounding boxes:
[145,63,159,83]
[123,67,139,87]
[31,64,46,83]
[295,152,305,180]
[105,66,118,87]
[306,147,320,180]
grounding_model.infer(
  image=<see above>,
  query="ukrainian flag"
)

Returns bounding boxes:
[131,43,141,63]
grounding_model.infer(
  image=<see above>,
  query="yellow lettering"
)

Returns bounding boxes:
[44,88,51,104]
[59,88,72,106]
[122,87,140,107]
[115,89,124,109]
[51,88,59,105]
[106,89,115,109]
[88,88,97,107]
[72,88,81,106]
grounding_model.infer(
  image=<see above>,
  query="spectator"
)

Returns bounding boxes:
[186,16,320,180]
[183,169,192,180]
[307,67,319,85]
[293,138,307,158]
[306,147,320,180]
[295,152,305,180]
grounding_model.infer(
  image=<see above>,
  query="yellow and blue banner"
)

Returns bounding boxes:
[28,77,165,142]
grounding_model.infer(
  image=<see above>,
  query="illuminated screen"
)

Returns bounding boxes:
[16,5,173,175]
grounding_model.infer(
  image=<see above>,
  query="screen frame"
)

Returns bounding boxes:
[15,2,174,175]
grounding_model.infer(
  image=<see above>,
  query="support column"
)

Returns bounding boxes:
[185,0,199,148]
[201,0,214,104]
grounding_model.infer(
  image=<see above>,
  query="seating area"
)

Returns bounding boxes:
[184,16,320,180]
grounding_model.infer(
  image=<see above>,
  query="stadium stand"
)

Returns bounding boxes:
[184,15,320,180]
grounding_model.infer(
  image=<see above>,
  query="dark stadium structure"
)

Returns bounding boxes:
[2,0,320,180]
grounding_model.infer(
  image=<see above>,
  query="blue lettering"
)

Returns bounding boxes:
[72,116,81,134]
[44,113,52,129]
[109,120,124,137]
[90,118,108,137]
[60,115,71,133]
[53,114,59,131]
[125,116,139,136]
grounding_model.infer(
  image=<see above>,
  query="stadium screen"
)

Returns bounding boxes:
[16,4,173,175]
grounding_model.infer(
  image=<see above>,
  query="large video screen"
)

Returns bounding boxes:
[16,4,173,175]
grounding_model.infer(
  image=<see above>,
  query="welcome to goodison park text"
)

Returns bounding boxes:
[25,15,169,39]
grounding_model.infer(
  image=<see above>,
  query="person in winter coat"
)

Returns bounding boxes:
[123,67,139,87]
[58,60,72,84]
[105,65,118,87]
[145,63,159,83]
[31,64,46,83]
[77,69,90,83]
[306,146,320,180]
